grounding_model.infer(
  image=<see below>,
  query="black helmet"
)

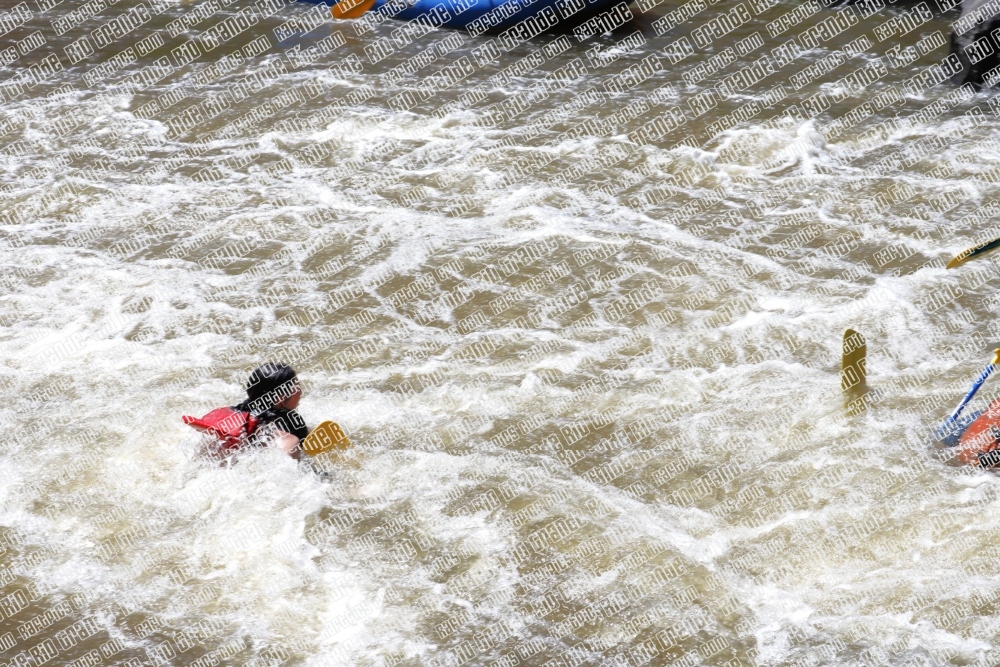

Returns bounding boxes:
[239,362,299,414]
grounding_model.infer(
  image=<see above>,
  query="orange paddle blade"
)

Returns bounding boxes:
[332,0,375,20]
[302,420,352,455]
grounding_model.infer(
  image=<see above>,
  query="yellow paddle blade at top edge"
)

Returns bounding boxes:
[947,235,1000,269]
[332,0,375,20]
[302,421,352,455]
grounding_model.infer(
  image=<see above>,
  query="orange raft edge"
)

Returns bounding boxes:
[956,398,1000,467]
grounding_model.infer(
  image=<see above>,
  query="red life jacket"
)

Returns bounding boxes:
[182,408,260,452]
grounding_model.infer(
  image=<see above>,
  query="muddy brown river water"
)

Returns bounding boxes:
[3,0,1000,664]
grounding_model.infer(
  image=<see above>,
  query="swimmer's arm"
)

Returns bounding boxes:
[273,430,301,460]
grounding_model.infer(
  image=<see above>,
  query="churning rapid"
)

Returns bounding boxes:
[3,0,1000,664]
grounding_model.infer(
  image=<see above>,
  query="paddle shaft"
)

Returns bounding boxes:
[945,350,1000,427]
[947,363,997,424]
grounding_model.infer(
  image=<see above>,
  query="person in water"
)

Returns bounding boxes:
[183,362,310,460]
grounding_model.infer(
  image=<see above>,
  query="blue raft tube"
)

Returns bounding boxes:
[303,0,631,34]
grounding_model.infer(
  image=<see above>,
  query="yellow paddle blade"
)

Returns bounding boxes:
[302,421,351,455]
[332,0,375,19]
[947,235,1000,269]
[841,328,866,393]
